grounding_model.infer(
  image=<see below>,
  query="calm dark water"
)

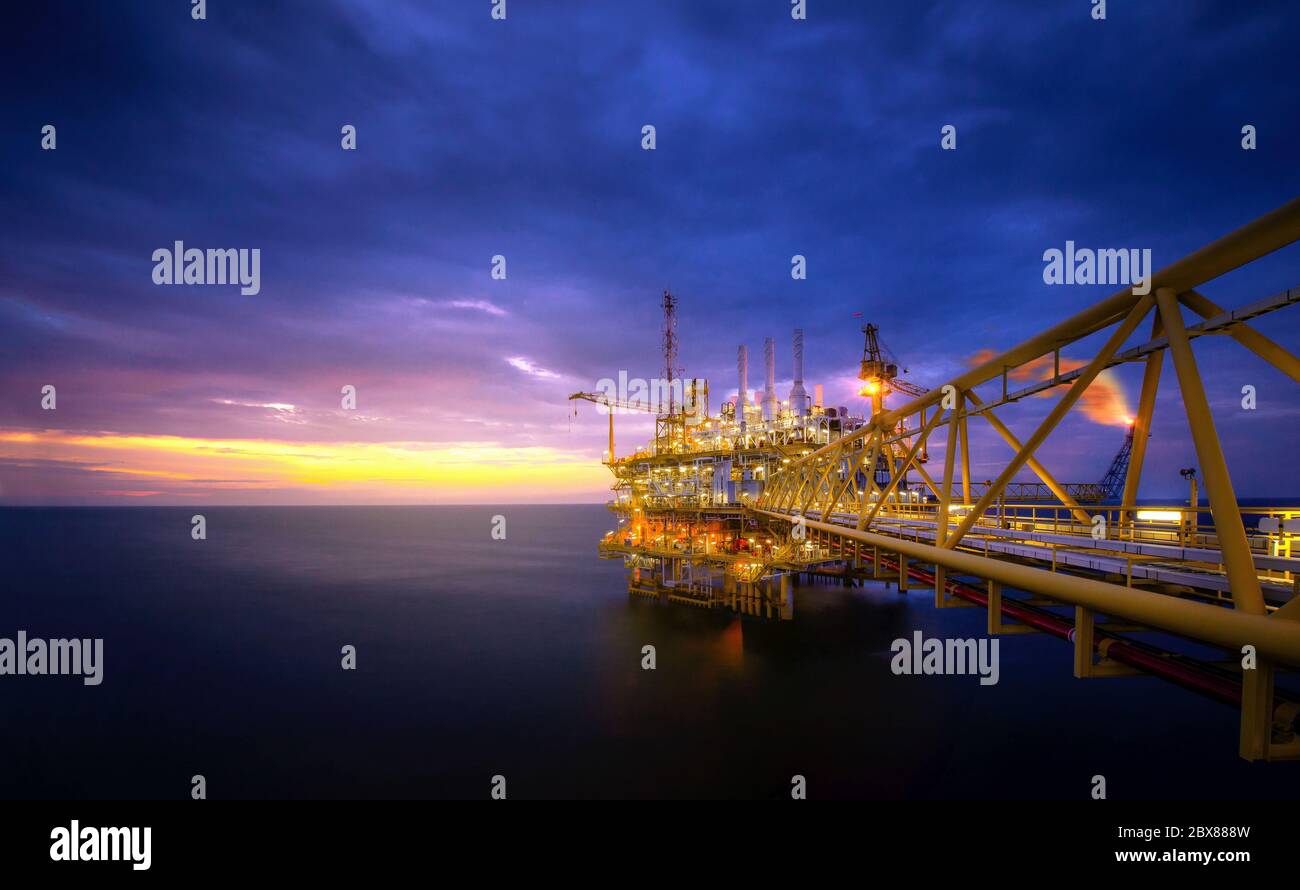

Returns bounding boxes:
[1,505,1297,799]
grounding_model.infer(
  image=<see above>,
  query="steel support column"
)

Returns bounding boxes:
[1120,316,1165,532]
[1154,287,1265,617]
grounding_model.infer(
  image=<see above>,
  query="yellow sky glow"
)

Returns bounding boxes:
[0,430,609,502]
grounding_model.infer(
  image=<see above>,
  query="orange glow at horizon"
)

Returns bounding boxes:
[968,349,1133,427]
[0,429,609,502]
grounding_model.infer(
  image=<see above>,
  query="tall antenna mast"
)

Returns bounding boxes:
[662,289,678,417]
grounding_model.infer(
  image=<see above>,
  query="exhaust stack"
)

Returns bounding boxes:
[788,328,810,416]
[737,345,748,432]
[761,337,778,421]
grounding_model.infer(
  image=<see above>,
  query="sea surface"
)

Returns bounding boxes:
[2,505,1298,800]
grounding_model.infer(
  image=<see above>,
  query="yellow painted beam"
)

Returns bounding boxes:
[823,434,876,519]
[937,390,961,546]
[759,510,1300,668]
[959,411,971,506]
[1155,288,1265,616]
[859,408,944,530]
[1181,289,1300,384]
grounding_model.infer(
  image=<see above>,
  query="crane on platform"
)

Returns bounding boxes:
[572,290,705,461]
[569,391,659,464]
[858,322,932,472]
[858,323,930,406]
[1098,420,1136,501]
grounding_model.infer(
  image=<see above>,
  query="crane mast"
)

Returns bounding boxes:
[568,390,660,464]
[662,290,679,447]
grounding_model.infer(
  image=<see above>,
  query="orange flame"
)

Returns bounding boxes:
[968,349,1132,427]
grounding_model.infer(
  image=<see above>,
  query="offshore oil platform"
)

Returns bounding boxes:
[574,307,1138,622]
[575,300,872,620]
[572,199,1300,761]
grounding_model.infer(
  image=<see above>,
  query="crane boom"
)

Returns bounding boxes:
[568,391,660,465]
[568,391,660,413]
[890,378,930,398]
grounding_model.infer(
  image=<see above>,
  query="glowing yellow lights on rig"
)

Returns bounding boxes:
[1136,509,1182,522]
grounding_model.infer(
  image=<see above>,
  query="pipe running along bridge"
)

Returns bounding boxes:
[755,198,1300,761]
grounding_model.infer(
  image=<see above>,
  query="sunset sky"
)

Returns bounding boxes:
[2,0,1298,505]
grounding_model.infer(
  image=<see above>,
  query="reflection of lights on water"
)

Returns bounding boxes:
[716,618,744,668]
